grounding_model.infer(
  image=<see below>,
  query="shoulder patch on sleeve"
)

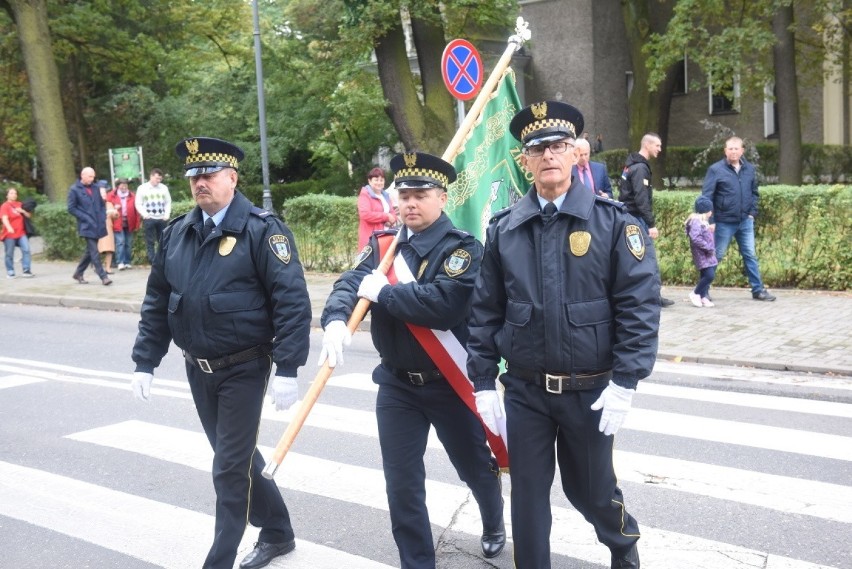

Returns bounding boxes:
[354,245,373,267]
[268,234,292,264]
[625,224,645,260]
[443,248,472,277]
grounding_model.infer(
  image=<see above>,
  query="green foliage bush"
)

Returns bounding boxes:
[654,185,851,290]
[282,194,359,272]
[33,185,851,290]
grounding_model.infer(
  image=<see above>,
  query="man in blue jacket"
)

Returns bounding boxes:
[67,166,111,285]
[701,136,776,301]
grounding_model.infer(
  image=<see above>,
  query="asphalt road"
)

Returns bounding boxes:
[1,304,849,569]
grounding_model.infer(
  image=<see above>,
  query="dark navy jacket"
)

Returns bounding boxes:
[132,191,311,376]
[67,179,108,239]
[467,180,661,390]
[618,152,655,228]
[701,157,759,223]
[321,213,482,375]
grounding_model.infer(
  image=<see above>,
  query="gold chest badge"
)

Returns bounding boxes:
[569,231,591,256]
[218,236,237,256]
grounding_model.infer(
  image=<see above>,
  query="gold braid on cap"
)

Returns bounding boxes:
[184,152,239,169]
[520,118,577,141]
[395,167,449,188]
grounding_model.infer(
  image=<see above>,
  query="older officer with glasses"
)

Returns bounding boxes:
[467,101,660,569]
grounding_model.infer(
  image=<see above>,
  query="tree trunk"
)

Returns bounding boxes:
[621,0,676,188]
[374,19,425,151]
[772,5,802,184]
[409,13,455,154]
[3,0,75,201]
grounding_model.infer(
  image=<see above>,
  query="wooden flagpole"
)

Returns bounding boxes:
[262,17,530,480]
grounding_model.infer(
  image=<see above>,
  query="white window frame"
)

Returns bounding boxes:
[708,74,740,114]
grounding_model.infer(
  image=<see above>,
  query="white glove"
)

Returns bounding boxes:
[317,320,352,368]
[131,372,153,402]
[270,376,298,411]
[474,390,505,437]
[357,269,390,302]
[590,381,635,436]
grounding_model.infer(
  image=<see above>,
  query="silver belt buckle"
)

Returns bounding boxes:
[545,373,567,394]
[197,358,213,374]
[408,371,426,386]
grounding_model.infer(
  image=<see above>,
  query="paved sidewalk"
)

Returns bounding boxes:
[3,242,850,376]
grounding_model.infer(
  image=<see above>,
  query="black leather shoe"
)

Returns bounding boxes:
[611,543,640,568]
[101,276,113,286]
[72,273,88,284]
[752,289,776,301]
[660,296,675,307]
[481,528,506,559]
[239,540,295,569]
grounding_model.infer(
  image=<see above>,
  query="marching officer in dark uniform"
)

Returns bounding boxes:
[467,102,660,569]
[319,152,506,569]
[131,137,311,569]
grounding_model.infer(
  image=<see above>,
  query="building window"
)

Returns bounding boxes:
[673,57,688,95]
[708,75,740,114]
[764,83,778,138]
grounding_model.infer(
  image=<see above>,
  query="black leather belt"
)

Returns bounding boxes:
[507,365,611,394]
[183,343,273,374]
[383,363,444,386]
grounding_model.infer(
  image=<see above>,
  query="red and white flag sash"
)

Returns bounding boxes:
[376,235,509,469]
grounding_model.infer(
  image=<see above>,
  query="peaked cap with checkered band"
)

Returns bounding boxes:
[390,152,456,191]
[509,101,584,147]
[175,137,245,177]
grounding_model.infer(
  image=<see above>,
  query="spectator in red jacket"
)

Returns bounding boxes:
[357,167,397,249]
[1,187,33,278]
[107,179,142,270]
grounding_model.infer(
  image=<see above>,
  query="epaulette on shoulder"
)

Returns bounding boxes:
[250,206,276,219]
[166,213,187,228]
[374,228,398,237]
[450,228,471,238]
[488,207,512,224]
[595,196,625,210]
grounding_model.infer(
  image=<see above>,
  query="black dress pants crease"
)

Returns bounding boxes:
[374,364,503,569]
[186,355,294,569]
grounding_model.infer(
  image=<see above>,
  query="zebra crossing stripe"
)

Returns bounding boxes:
[68,421,839,569]
[0,460,395,569]
[0,374,45,389]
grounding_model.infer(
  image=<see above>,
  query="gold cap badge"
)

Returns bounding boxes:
[403,153,417,168]
[185,139,199,155]
[531,102,548,120]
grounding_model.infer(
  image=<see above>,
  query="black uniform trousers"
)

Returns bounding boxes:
[502,373,639,569]
[186,354,294,569]
[373,364,504,569]
[74,237,107,279]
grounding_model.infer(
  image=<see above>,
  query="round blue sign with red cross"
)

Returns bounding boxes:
[441,39,483,101]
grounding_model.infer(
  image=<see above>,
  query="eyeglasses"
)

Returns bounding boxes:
[523,140,574,157]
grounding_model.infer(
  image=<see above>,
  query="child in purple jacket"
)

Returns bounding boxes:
[685,197,718,307]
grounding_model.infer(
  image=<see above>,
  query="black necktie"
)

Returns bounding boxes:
[202,218,216,240]
[542,202,557,222]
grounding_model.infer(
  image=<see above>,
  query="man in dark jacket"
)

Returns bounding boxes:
[67,166,111,285]
[319,152,506,568]
[468,101,659,569]
[701,136,776,301]
[131,137,312,569]
[619,133,673,306]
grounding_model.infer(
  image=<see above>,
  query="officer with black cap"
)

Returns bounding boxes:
[319,152,506,568]
[467,102,661,569]
[131,137,311,569]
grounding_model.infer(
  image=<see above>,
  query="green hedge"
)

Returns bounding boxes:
[36,200,196,264]
[283,194,359,272]
[596,143,852,187]
[32,185,852,290]
[654,185,851,290]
